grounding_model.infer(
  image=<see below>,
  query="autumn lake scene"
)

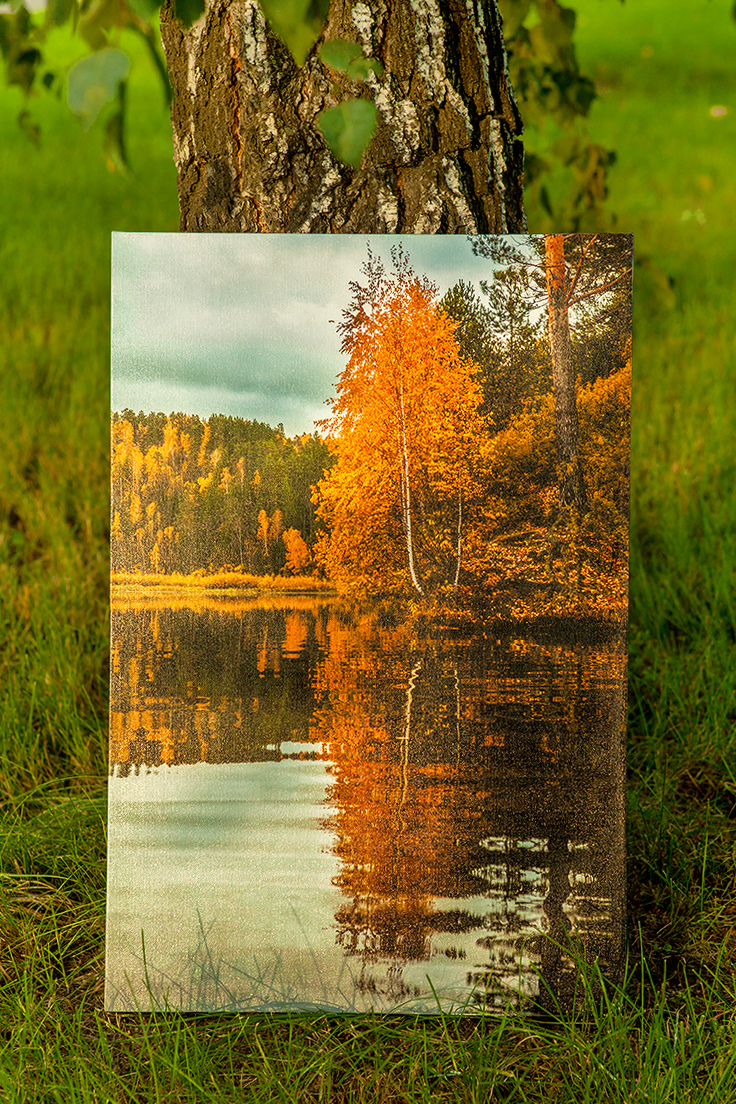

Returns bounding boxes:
[106,232,632,1014]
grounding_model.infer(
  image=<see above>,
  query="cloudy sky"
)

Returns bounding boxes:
[111,233,510,437]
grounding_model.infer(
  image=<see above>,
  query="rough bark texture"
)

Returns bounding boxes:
[159,0,525,233]
[544,234,588,513]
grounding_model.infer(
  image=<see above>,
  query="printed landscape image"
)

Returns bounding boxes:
[106,232,632,1014]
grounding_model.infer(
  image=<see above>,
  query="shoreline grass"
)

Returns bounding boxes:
[110,570,336,593]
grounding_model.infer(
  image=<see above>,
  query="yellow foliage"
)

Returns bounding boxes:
[129,492,142,526]
[282,527,311,575]
[110,570,334,592]
[219,466,233,493]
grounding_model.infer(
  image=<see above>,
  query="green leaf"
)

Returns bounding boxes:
[0,3,31,42]
[78,0,121,50]
[67,47,129,130]
[319,39,362,72]
[172,0,205,28]
[8,46,41,94]
[45,0,76,29]
[127,0,162,19]
[104,102,130,173]
[319,39,383,80]
[259,0,329,66]
[497,0,532,39]
[317,98,377,169]
[0,8,42,95]
[346,54,382,81]
[530,0,575,68]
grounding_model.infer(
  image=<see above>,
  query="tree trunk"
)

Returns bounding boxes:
[397,369,424,596]
[159,0,525,234]
[544,234,588,513]
[453,492,462,589]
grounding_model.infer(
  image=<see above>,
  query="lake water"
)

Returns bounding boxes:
[105,596,626,1014]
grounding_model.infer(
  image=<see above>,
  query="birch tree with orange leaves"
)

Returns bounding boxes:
[314,250,488,598]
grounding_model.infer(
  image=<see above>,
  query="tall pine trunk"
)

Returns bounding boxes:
[544,234,588,514]
[159,0,525,234]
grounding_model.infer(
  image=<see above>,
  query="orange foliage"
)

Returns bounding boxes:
[313,250,488,599]
[462,358,631,619]
[282,527,311,575]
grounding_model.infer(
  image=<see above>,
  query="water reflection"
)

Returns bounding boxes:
[107,600,625,1013]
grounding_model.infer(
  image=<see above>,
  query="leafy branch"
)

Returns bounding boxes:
[316,39,383,168]
[0,0,384,171]
[498,0,616,230]
[1,0,623,195]
[0,0,178,169]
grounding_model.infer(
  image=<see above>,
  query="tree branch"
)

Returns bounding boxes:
[564,234,599,306]
[568,269,630,307]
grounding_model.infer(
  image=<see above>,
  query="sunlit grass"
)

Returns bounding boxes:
[1,0,736,1097]
[0,21,177,803]
[110,570,334,591]
[571,0,736,1005]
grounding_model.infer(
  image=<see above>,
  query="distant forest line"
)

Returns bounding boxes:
[112,411,330,579]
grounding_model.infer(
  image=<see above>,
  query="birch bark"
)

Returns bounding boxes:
[159,0,525,234]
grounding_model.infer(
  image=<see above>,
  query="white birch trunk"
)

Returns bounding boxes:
[452,491,463,590]
[397,371,424,596]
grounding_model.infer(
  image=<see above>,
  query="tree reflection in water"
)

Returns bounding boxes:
[109,597,625,1012]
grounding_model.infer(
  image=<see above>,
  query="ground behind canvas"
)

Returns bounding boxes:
[1,0,736,1096]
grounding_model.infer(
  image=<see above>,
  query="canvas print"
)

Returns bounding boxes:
[106,232,632,1014]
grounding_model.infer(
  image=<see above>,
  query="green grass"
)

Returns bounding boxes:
[573,0,736,1004]
[1,1,736,1098]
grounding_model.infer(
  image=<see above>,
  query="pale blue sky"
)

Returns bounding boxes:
[111,233,514,436]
